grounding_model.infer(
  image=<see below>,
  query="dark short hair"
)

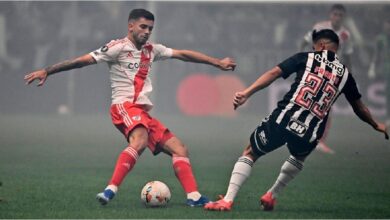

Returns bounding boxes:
[128,9,154,22]
[330,4,346,13]
[312,29,340,46]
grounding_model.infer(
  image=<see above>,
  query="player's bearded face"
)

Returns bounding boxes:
[129,18,154,45]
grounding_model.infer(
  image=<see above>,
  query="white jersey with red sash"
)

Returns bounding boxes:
[90,37,173,111]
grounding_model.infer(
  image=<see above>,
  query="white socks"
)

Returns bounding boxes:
[224,156,254,202]
[105,184,118,193]
[187,191,201,200]
[268,155,303,198]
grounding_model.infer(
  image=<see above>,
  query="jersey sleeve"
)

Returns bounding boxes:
[153,44,173,62]
[89,40,124,63]
[341,31,354,55]
[303,29,313,44]
[277,53,306,79]
[342,73,362,102]
[303,22,321,43]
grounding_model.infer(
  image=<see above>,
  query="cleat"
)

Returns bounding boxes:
[186,195,210,207]
[260,192,276,211]
[315,141,335,154]
[204,198,233,211]
[96,189,115,205]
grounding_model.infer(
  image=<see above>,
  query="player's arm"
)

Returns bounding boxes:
[368,38,381,79]
[300,39,310,51]
[300,30,313,51]
[343,54,352,71]
[349,99,389,139]
[24,54,96,86]
[171,49,236,71]
[233,66,283,110]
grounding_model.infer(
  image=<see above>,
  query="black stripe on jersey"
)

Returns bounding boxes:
[316,115,329,140]
[313,51,333,103]
[310,52,322,74]
[278,104,302,129]
[297,110,311,123]
[304,116,319,141]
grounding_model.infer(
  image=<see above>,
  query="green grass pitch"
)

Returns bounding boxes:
[0,114,389,218]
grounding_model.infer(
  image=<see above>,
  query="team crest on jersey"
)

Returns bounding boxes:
[100,45,109,52]
[287,119,308,136]
[132,115,141,121]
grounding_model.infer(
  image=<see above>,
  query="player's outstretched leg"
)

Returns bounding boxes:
[205,145,257,211]
[205,156,253,211]
[96,146,139,205]
[163,137,209,207]
[97,127,147,205]
[260,155,304,211]
[172,156,209,206]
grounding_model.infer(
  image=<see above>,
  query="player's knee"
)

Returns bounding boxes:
[172,144,188,157]
[177,144,189,157]
[242,145,260,162]
[128,126,149,152]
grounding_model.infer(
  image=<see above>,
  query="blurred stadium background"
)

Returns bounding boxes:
[0,1,389,218]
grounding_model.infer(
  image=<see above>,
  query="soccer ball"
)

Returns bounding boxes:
[140,181,171,207]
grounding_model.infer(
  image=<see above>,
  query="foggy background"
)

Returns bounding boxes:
[0,1,388,118]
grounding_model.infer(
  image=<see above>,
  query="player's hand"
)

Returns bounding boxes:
[24,69,48,86]
[233,91,248,110]
[374,123,389,140]
[218,57,236,71]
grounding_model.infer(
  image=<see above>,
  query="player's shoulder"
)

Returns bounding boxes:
[145,41,167,47]
[293,51,310,59]
[106,37,130,49]
[145,41,172,53]
[313,20,331,30]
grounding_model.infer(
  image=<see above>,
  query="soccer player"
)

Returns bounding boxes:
[24,9,236,207]
[368,18,390,127]
[204,29,388,211]
[300,4,354,154]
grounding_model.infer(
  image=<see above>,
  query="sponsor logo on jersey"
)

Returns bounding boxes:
[314,54,344,76]
[287,119,308,135]
[128,62,152,70]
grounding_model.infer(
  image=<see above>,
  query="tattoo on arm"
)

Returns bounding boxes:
[44,56,95,75]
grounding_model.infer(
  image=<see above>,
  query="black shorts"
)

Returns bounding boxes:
[250,117,317,157]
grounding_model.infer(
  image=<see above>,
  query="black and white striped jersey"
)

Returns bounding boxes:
[270,50,361,143]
